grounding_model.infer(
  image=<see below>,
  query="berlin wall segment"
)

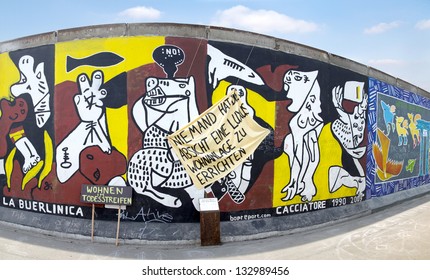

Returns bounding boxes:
[0,23,429,241]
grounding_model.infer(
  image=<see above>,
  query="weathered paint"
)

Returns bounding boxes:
[0,25,428,233]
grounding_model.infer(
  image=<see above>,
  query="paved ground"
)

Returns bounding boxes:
[0,193,429,260]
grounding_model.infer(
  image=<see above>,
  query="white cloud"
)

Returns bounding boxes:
[118,6,161,20]
[416,19,430,30]
[210,5,318,35]
[364,21,401,34]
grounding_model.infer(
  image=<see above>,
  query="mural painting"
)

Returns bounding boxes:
[0,46,62,212]
[367,78,430,197]
[0,35,386,228]
[198,41,369,220]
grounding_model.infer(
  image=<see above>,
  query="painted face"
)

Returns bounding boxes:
[0,97,28,123]
[227,85,255,118]
[141,76,197,132]
[283,70,318,113]
[144,76,194,112]
[79,146,127,184]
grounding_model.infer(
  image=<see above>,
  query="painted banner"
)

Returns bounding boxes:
[167,89,269,188]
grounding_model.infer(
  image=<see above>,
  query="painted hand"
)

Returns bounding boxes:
[74,70,107,122]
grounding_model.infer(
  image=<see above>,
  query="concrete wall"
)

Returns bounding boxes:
[1,23,429,242]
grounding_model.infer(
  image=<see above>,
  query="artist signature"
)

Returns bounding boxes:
[120,207,173,223]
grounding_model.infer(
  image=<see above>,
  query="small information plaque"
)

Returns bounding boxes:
[199,197,220,246]
[199,198,219,212]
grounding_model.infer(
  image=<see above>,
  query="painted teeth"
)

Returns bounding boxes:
[145,97,166,106]
[144,87,166,106]
[147,87,164,97]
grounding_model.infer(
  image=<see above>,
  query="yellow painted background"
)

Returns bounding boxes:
[211,81,276,128]
[55,36,165,159]
[211,80,357,207]
[273,123,358,206]
[0,52,21,116]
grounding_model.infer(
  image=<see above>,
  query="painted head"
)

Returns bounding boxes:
[283,70,318,113]
[0,97,28,123]
[143,76,196,132]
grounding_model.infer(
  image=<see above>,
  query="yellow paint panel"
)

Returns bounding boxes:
[211,81,228,103]
[55,36,166,159]
[248,88,276,128]
[0,52,19,100]
[313,124,355,200]
[273,123,356,207]
[107,106,128,158]
[55,36,166,84]
[211,81,276,128]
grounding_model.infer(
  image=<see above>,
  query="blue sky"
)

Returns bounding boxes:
[1,0,429,91]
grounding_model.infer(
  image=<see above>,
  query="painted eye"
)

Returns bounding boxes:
[294,75,302,81]
[146,77,158,88]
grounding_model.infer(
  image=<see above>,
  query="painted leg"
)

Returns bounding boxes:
[329,166,366,195]
[298,132,319,202]
[14,137,41,174]
[282,134,299,201]
[281,157,300,201]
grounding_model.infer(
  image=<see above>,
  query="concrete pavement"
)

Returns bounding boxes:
[0,192,429,260]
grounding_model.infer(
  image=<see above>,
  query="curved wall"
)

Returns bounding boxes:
[1,23,429,242]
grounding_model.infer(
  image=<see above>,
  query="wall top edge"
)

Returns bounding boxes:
[1,22,428,95]
[0,31,58,53]
[368,66,398,82]
[328,53,369,75]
